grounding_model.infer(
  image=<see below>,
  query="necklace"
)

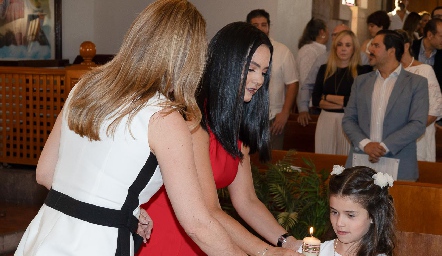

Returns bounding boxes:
[407,57,414,68]
[334,238,338,256]
[334,68,348,95]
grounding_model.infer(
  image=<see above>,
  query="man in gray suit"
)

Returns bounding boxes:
[342,30,428,181]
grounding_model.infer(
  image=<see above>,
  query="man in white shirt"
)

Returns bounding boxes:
[247,9,299,149]
[388,0,410,30]
[343,30,428,181]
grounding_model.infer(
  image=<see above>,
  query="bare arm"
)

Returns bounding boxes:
[271,82,298,135]
[427,115,437,126]
[228,145,303,252]
[36,114,63,189]
[191,127,299,255]
[149,111,244,255]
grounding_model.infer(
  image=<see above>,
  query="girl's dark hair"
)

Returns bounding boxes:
[366,10,390,30]
[197,22,273,162]
[329,166,396,256]
[298,18,327,49]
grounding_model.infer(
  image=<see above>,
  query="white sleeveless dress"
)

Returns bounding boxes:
[15,87,166,256]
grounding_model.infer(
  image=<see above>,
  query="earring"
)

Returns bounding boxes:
[370,219,373,224]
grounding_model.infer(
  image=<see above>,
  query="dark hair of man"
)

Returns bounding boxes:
[366,10,390,30]
[298,18,327,49]
[197,22,273,162]
[431,6,442,18]
[246,9,270,26]
[329,166,396,256]
[423,18,442,38]
[376,30,404,62]
[395,29,414,55]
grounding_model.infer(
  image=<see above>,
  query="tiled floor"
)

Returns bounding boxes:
[0,202,40,255]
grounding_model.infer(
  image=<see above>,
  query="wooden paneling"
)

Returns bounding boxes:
[0,66,90,165]
[408,0,441,13]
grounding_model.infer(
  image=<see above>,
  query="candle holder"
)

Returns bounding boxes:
[302,242,320,256]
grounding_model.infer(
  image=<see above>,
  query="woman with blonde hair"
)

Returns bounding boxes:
[312,30,372,155]
[15,0,243,255]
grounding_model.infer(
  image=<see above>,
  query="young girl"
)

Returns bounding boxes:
[300,166,396,255]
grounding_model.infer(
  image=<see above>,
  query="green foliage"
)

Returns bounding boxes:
[218,150,331,240]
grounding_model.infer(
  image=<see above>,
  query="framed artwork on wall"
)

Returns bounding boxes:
[0,0,62,62]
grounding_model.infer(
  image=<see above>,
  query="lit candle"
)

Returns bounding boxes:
[302,227,321,256]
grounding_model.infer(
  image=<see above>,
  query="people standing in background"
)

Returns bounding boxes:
[388,0,410,30]
[246,9,299,150]
[361,11,391,60]
[411,18,442,91]
[418,11,431,37]
[402,12,422,40]
[312,30,372,155]
[343,30,428,181]
[397,29,442,162]
[298,166,396,256]
[296,18,328,125]
[140,22,302,256]
[14,1,244,255]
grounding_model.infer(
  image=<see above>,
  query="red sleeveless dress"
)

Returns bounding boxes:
[137,130,241,255]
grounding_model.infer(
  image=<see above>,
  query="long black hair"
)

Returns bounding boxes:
[197,21,273,162]
[329,166,396,256]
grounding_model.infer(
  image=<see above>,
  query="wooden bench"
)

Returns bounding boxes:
[283,114,442,162]
[283,114,317,152]
[251,151,442,230]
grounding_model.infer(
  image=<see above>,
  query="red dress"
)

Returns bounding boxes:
[137,130,241,255]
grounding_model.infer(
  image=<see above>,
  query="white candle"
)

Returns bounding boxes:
[302,227,321,256]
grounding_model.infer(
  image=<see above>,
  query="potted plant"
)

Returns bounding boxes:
[218,150,332,240]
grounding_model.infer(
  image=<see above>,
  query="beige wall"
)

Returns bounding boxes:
[62,0,311,62]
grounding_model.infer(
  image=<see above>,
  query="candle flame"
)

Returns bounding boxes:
[309,227,314,236]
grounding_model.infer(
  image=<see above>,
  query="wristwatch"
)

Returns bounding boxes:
[277,233,291,247]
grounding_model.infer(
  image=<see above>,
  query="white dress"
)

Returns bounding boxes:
[406,64,442,162]
[15,87,166,256]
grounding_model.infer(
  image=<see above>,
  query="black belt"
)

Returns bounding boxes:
[45,189,142,256]
[44,152,159,256]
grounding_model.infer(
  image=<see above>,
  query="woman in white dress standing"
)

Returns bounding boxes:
[14,0,244,255]
[397,29,442,162]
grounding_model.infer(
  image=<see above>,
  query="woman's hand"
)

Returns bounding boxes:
[137,208,153,243]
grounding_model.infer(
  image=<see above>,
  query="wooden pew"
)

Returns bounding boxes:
[251,151,442,235]
[283,114,442,162]
[283,114,318,152]
[390,181,442,235]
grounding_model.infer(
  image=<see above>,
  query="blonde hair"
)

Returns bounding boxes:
[324,30,360,82]
[67,0,206,140]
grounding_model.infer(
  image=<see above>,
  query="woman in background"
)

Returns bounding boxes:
[403,12,422,40]
[418,11,431,37]
[15,1,243,255]
[312,30,372,155]
[140,22,301,256]
[296,18,329,125]
[397,29,442,162]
